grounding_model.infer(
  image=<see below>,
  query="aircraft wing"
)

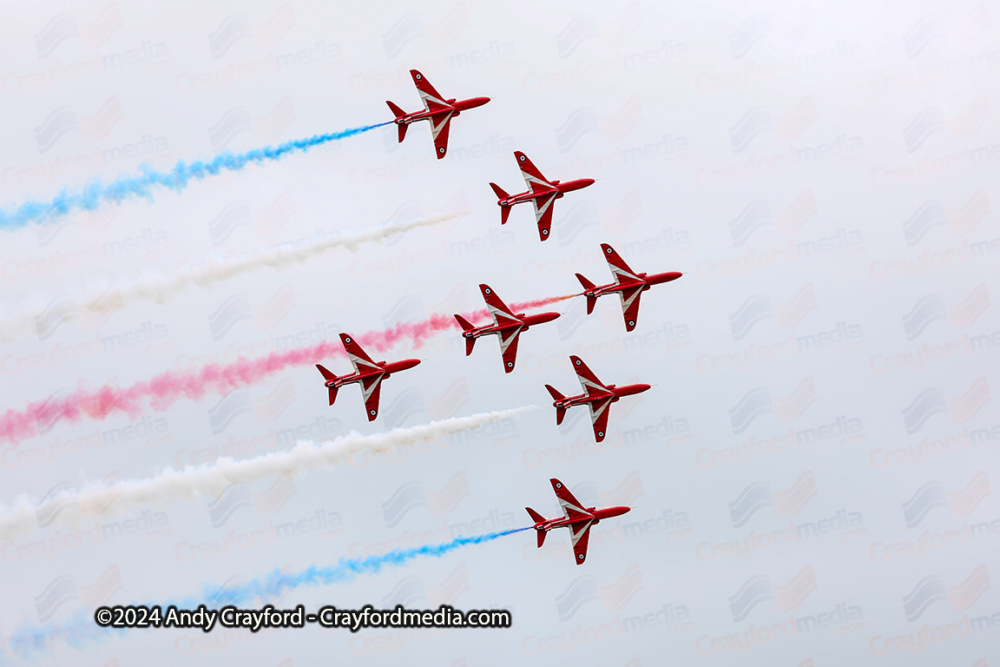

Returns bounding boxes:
[569,356,611,396]
[601,243,641,285]
[618,286,643,332]
[410,70,449,111]
[587,396,614,442]
[532,194,557,241]
[570,519,594,564]
[498,325,523,373]
[550,479,592,521]
[479,284,520,327]
[361,374,384,421]
[515,152,554,193]
[340,333,381,374]
[429,112,454,158]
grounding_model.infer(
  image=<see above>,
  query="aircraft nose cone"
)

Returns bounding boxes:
[395,359,421,371]
[580,178,596,188]
[634,384,652,394]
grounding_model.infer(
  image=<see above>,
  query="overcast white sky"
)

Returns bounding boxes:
[0,0,998,664]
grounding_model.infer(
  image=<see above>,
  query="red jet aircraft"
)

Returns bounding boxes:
[575,243,683,332]
[315,333,421,422]
[545,356,650,442]
[489,151,595,241]
[454,284,561,373]
[386,69,490,159]
[526,478,631,565]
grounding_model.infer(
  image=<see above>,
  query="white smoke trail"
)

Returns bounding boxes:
[0,406,534,541]
[0,211,465,341]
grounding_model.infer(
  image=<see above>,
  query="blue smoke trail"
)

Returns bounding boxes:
[0,122,391,230]
[203,527,531,606]
[2,610,118,662]
[1,527,529,659]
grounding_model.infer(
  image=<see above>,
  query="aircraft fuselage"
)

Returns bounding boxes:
[462,311,560,339]
[323,358,421,388]
[534,505,631,532]
[497,178,596,208]
[395,96,491,125]
[585,271,683,299]
[552,383,651,410]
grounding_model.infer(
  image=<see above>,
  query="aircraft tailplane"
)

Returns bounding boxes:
[575,274,598,314]
[545,385,568,425]
[489,182,510,200]
[454,315,477,356]
[575,273,596,290]
[526,507,545,524]
[386,100,406,118]
[555,406,567,425]
[525,507,547,547]
[544,384,565,401]
[385,101,408,142]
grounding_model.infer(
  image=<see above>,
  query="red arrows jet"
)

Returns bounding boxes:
[315,333,421,422]
[454,284,560,373]
[386,69,490,159]
[526,478,631,565]
[488,152,595,241]
[544,356,650,442]
[575,243,683,332]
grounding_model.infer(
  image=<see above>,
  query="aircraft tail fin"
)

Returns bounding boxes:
[536,528,547,548]
[328,386,339,406]
[454,315,477,356]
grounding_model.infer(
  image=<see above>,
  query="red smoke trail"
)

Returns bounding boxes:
[356,294,576,351]
[0,294,575,444]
